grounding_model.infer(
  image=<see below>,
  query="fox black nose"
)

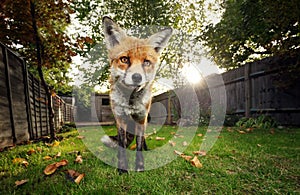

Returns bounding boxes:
[132,73,142,84]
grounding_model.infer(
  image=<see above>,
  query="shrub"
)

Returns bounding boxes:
[59,122,76,133]
[224,115,240,126]
[236,115,278,129]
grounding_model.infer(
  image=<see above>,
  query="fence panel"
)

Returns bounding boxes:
[7,50,29,142]
[153,55,300,126]
[0,43,30,148]
[0,43,74,148]
[0,44,14,147]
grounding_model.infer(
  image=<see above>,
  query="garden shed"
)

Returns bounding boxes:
[91,93,114,123]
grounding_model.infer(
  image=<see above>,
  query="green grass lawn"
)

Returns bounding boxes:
[0,125,299,194]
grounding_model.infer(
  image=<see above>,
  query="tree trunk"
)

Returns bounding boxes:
[30,0,56,140]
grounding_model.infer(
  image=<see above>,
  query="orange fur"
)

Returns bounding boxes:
[102,16,172,173]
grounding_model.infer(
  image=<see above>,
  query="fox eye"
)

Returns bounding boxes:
[143,59,151,67]
[120,56,130,64]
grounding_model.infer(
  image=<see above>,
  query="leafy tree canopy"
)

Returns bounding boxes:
[71,0,206,88]
[201,0,300,70]
[0,0,76,93]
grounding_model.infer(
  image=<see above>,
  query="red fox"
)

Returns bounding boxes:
[101,16,172,173]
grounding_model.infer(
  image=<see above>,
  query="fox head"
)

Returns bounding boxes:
[102,17,172,89]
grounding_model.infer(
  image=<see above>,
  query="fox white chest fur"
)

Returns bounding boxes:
[110,82,152,120]
[101,16,172,173]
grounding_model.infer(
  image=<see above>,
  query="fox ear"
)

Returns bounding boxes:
[148,28,173,53]
[102,16,126,49]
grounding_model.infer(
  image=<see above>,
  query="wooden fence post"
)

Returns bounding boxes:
[21,58,33,139]
[3,46,17,143]
[244,63,252,118]
[45,90,49,135]
[38,80,43,137]
[32,74,38,139]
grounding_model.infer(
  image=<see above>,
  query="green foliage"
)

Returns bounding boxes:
[58,122,76,133]
[71,0,205,88]
[71,85,92,122]
[0,0,76,92]
[198,113,210,126]
[201,0,300,70]
[198,113,240,127]
[236,115,278,129]
[223,114,240,127]
[72,85,92,109]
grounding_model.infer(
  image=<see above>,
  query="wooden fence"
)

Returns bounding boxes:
[0,42,74,148]
[152,54,300,126]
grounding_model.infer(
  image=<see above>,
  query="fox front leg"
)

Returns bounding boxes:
[117,126,128,174]
[135,124,146,171]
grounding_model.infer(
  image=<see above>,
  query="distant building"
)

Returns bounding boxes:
[91,93,114,123]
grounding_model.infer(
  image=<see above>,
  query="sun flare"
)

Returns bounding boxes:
[182,64,203,84]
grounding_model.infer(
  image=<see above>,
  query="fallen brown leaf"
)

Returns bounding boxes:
[65,170,85,184]
[43,156,52,160]
[27,149,36,155]
[68,151,79,155]
[75,155,83,164]
[226,169,236,175]
[193,150,207,156]
[226,127,233,132]
[270,129,275,134]
[55,159,68,167]
[190,156,203,168]
[22,161,29,167]
[238,130,246,134]
[181,155,192,161]
[12,158,25,164]
[174,150,193,161]
[74,173,85,184]
[246,128,254,132]
[12,158,28,167]
[174,150,184,156]
[168,140,176,147]
[130,144,137,150]
[155,137,165,141]
[36,147,43,152]
[52,141,60,147]
[182,141,188,146]
[54,152,61,158]
[15,179,28,187]
[197,133,203,137]
[175,134,184,138]
[44,163,57,175]
[65,169,80,178]
[77,135,85,139]
[44,159,68,175]
[45,140,60,147]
